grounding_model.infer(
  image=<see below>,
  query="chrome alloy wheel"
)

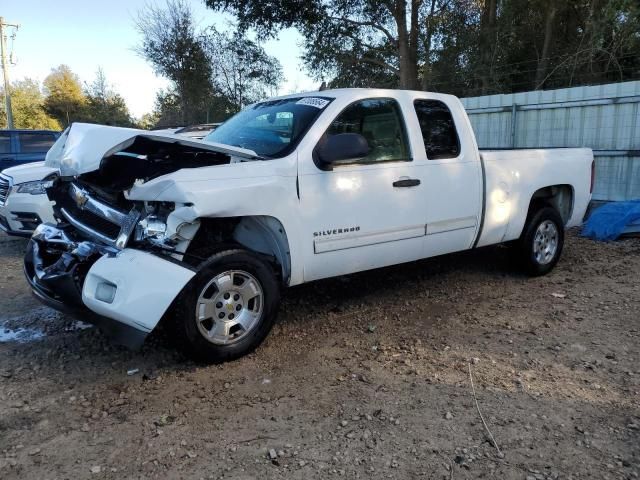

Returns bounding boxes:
[195,270,264,345]
[533,220,559,265]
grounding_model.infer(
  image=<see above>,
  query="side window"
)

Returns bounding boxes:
[326,98,409,163]
[17,133,57,154]
[0,133,11,154]
[414,100,460,159]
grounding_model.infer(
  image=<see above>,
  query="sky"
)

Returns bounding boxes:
[2,0,318,118]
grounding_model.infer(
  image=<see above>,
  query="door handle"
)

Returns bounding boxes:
[393,178,421,188]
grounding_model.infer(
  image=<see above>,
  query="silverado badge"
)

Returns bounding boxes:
[313,226,360,237]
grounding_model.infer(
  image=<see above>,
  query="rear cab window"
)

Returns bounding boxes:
[17,132,57,153]
[413,99,460,159]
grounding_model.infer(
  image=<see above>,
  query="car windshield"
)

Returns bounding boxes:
[204,97,333,158]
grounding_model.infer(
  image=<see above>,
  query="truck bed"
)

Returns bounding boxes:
[476,148,593,248]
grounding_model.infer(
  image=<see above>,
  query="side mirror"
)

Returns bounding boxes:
[314,133,370,171]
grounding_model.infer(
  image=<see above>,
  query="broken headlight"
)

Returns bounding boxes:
[134,201,200,253]
[135,202,175,249]
[139,215,168,240]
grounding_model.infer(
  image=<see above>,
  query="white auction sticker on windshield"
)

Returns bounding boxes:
[296,97,330,109]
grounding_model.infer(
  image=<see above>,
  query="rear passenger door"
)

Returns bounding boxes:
[16,132,58,165]
[413,99,483,257]
[0,132,16,170]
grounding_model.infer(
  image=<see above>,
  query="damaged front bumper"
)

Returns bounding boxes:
[24,223,195,348]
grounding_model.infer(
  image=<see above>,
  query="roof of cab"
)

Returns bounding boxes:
[266,87,459,103]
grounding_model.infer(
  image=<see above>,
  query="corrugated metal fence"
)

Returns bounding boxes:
[461,81,640,202]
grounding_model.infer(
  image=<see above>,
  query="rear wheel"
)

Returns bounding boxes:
[517,206,564,276]
[173,249,280,363]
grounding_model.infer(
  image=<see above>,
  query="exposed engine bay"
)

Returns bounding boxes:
[41,124,261,255]
[79,136,232,192]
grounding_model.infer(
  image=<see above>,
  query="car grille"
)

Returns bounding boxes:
[60,203,122,240]
[0,175,10,205]
[56,183,139,246]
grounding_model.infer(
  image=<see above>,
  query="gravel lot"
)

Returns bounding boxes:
[0,230,638,479]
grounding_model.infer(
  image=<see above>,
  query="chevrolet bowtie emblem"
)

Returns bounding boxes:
[226,304,233,312]
[74,189,88,208]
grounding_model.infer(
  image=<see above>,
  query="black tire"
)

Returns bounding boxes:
[518,206,565,276]
[173,249,280,363]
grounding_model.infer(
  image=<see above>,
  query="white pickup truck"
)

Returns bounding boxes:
[24,88,593,362]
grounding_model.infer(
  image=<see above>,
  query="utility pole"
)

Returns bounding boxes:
[0,17,19,129]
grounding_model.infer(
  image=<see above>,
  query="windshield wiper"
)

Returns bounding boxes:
[230,144,268,160]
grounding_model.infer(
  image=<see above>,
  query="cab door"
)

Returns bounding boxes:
[412,98,483,257]
[298,97,429,282]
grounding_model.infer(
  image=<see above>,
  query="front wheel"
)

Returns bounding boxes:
[517,206,565,276]
[173,249,280,363]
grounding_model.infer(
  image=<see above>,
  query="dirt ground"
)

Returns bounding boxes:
[0,230,638,479]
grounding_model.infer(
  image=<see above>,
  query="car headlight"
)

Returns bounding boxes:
[16,179,54,195]
[134,202,199,252]
[135,202,174,249]
[16,173,57,195]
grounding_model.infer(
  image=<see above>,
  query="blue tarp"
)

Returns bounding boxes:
[582,200,640,241]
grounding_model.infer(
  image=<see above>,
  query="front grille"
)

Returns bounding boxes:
[56,188,122,241]
[0,175,10,205]
[51,182,139,247]
[61,204,121,240]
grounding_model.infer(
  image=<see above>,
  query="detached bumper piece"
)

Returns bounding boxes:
[24,224,146,348]
[24,223,196,349]
[25,224,108,309]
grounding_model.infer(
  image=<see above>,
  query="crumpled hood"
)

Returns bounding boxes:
[1,161,57,184]
[45,123,259,177]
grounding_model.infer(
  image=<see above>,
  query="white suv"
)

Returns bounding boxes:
[0,162,57,237]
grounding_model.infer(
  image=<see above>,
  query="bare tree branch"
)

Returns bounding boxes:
[329,16,396,44]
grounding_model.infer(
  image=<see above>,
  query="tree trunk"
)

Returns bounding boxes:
[394,0,419,89]
[535,3,557,89]
[408,0,420,89]
[421,0,437,90]
[421,29,433,90]
[479,0,498,94]
[583,0,605,79]
[177,79,187,125]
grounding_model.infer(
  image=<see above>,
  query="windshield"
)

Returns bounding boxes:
[204,97,333,158]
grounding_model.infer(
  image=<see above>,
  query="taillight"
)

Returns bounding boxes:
[590,160,595,194]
